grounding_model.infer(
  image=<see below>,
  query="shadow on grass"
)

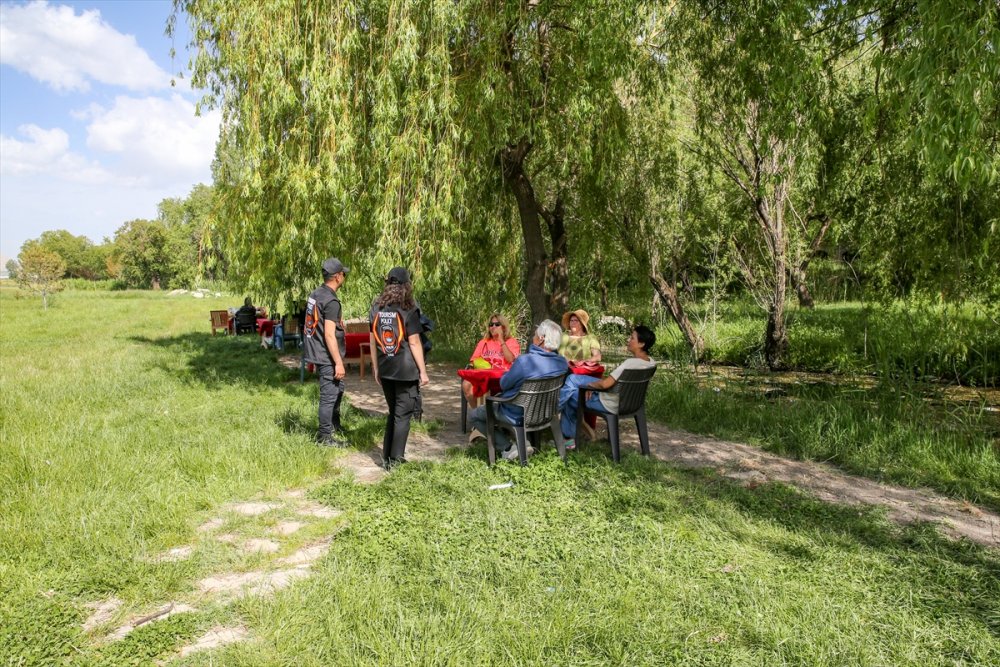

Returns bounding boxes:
[128,332,308,394]
[359,443,1000,639]
[599,450,999,637]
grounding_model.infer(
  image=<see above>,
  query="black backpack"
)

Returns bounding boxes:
[419,312,434,356]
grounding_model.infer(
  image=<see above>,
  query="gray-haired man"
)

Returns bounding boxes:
[468,319,568,460]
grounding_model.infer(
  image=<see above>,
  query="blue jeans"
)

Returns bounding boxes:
[469,403,518,452]
[560,374,611,439]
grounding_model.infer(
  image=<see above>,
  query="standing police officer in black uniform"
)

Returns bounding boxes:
[304,257,349,446]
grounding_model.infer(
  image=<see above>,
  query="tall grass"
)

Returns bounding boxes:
[653,298,1000,384]
[645,368,1000,510]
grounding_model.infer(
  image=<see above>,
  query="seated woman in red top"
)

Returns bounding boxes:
[461,313,521,403]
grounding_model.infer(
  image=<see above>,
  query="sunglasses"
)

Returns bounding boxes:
[488,322,502,327]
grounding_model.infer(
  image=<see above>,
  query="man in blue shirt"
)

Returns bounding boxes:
[469,319,568,461]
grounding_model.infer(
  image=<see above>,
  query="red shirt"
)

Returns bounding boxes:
[471,338,521,370]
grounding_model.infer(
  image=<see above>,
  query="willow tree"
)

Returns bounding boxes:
[173,1,470,310]
[829,0,1000,302]
[173,1,647,322]
[668,1,837,368]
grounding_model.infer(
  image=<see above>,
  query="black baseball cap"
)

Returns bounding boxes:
[386,267,411,285]
[322,257,349,279]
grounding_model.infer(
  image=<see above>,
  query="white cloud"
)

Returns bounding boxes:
[0,1,172,92]
[0,123,117,184]
[85,94,220,185]
[0,94,219,189]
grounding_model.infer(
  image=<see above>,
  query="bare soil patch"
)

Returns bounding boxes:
[295,501,342,519]
[175,625,249,659]
[196,567,311,598]
[107,602,196,641]
[272,520,305,536]
[276,538,333,567]
[82,597,122,633]
[197,517,225,532]
[224,501,282,516]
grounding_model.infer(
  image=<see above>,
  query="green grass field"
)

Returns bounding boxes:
[1,289,998,665]
[651,297,1000,384]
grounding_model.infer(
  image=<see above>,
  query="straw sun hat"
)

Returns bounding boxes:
[561,309,590,333]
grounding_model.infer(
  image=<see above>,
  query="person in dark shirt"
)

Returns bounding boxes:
[233,297,258,334]
[368,267,430,469]
[304,258,350,447]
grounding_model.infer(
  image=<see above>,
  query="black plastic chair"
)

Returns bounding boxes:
[577,365,657,462]
[485,374,567,466]
[233,310,257,335]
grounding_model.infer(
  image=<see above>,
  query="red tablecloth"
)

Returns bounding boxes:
[457,368,505,398]
[257,318,276,337]
[458,364,605,401]
[571,364,605,378]
[344,332,369,358]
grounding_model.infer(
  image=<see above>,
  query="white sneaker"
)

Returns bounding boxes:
[501,445,534,461]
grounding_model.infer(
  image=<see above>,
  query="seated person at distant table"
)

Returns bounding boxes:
[461,313,521,403]
[232,297,259,332]
[236,297,257,318]
[559,309,601,368]
[559,324,656,450]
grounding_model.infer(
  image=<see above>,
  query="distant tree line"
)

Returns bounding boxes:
[7,184,224,292]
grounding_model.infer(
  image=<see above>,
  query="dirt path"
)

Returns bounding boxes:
[342,363,999,547]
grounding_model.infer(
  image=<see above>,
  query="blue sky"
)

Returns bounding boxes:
[0,0,219,264]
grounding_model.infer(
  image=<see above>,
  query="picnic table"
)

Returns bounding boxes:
[457,364,605,433]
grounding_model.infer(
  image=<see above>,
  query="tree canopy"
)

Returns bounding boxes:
[164,0,999,358]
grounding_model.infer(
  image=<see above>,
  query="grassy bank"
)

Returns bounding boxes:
[644,369,1000,511]
[652,298,1000,385]
[2,289,998,664]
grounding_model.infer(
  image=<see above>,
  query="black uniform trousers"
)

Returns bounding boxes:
[380,378,420,460]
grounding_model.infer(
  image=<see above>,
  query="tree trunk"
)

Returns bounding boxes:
[790,264,815,308]
[649,246,704,361]
[760,200,789,369]
[501,141,558,325]
[544,196,569,318]
[595,247,609,311]
[764,278,788,369]
[790,213,831,309]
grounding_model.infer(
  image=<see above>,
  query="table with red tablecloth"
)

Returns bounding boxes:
[344,332,371,378]
[457,363,605,433]
[457,367,504,433]
[457,367,505,399]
